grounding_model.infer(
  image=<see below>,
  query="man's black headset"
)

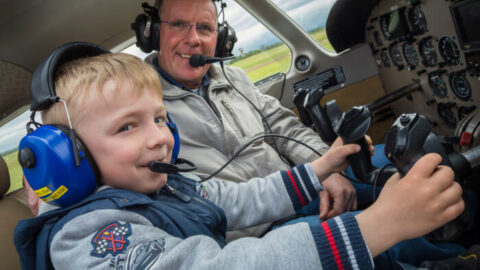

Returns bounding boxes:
[131,0,237,58]
[18,42,187,208]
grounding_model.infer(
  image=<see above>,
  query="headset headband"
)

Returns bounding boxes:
[30,42,109,111]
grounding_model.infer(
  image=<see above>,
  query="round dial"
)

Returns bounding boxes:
[449,73,471,101]
[380,50,391,67]
[380,15,391,40]
[437,103,457,128]
[438,36,461,65]
[403,42,419,69]
[408,5,428,35]
[419,38,438,67]
[374,31,383,47]
[428,72,448,98]
[389,43,404,69]
[295,56,310,71]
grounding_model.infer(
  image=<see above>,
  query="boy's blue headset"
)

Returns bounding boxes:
[18,41,195,208]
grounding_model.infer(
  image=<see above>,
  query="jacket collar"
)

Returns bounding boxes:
[152,57,210,92]
[149,55,231,98]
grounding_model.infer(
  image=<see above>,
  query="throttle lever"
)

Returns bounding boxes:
[303,87,337,144]
[335,106,373,180]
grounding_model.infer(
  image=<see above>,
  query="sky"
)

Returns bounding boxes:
[0,0,335,155]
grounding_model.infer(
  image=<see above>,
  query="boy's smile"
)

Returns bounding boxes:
[75,78,174,193]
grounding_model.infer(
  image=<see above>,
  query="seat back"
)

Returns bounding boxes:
[0,155,33,269]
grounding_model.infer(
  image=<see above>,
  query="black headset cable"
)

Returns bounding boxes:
[219,62,294,166]
[199,134,322,182]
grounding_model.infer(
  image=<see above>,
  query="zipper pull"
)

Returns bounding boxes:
[166,184,191,203]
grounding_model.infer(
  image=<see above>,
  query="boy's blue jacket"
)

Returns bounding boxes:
[14,165,374,270]
[15,174,226,270]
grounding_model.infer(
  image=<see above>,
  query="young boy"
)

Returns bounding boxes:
[15,50,463,270]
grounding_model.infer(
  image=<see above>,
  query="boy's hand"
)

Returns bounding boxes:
[356,153,464,256]
[319,173,357,220]
[311,137,360,180]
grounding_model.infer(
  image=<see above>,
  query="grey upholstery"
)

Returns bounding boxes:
[0,155,33,269]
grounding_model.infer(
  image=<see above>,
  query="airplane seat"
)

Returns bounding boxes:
[0,155,33,269]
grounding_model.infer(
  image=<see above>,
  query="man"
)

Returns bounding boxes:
[151,0,359,236]
[145,2,475,268]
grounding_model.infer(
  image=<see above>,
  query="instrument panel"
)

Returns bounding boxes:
[365,0,480,149]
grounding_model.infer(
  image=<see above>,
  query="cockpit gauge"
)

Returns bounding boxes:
[295,56,311,72]
[380,14,391,40]
[403,42,419,70]
[449,72,471,101]
[389,43,404,69]
[428,72,448,98]
[380,50,391,67]
[408,5,428,35]
[438,36,461,66]
[374,31,383,47]
[437,102,457,128]
[419,37,438,67]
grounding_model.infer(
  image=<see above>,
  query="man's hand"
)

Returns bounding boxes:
[319,173,357,219]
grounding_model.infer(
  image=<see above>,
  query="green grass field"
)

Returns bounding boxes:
[3,150,23,193]
[230,28,333,82]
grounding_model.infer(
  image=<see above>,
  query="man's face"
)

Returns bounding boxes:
[76,79,174,193]
[157,0,218,89]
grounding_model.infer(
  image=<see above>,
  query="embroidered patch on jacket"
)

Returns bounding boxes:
[110,239,166,269]
[196,183,209,200]
[91,222,132,257]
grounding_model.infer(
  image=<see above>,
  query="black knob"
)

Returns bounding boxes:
[18,148,36,169]
[400,114,411,125]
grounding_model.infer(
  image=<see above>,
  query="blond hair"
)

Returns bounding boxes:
[41,53,162,126]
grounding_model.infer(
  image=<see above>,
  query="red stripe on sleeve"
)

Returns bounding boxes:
[322,221,345,270]
[287,170,306,206]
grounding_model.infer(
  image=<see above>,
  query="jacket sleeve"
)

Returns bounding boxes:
[203,163,321,231]
[50,208,373,270]
[226,66,330,164]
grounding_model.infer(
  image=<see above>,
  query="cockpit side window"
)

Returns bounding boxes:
[270,0,335,51]
[220,0,292,84]
[0,110,29,194]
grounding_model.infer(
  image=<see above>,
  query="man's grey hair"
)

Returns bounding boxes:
[155,0,218,17]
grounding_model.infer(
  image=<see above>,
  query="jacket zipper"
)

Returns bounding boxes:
[166,184,191,202]
[221,99,246,137]
[192,197,222,223]
[164,86,233,157]
[166,184,221,223]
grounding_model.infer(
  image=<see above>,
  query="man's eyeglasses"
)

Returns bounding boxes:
[160,20,217,38]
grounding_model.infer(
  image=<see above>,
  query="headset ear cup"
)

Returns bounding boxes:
[215,22,237,58]
[53,125,100,181]
[215,23,227,58]
[131,14,154,53]
[19,125,98,207]
[150,15,161,52]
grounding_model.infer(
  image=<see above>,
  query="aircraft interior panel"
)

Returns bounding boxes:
[365,0,480,150]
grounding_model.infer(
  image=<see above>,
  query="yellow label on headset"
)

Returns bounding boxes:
[43,185,68,202]
[34,187,52,197]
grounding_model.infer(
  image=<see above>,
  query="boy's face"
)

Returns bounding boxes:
[75,79,174,193]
